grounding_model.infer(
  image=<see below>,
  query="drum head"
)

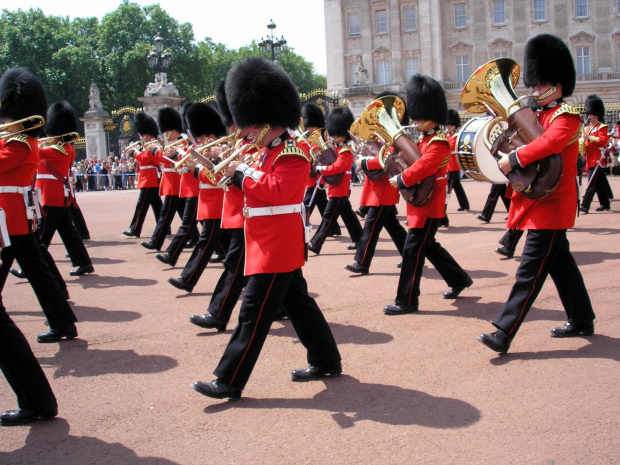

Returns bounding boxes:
[457,116,508,184]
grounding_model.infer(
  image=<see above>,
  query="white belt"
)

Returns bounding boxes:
[37,174,60,181]
[199,183,220,189]
[0,186,29,194]
[436,176,447,181]
[162,168,177,173]
[140,165,156,170]
[243,203,304,218]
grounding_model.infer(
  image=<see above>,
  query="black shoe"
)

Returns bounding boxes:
[396,262,402,268]
[192,380,242,401]
[63,288,70,300]
[478,329,512,354]
[457,207,469,212]
[189,313,226,332]
[37,325,78,343]
[495,246,514,259]
[307,243,320,255]
[82,236,90,241]
[141,241,160,251]
[291,363,342,382]
[155,253,176,266]
[443,277,473,299]
[9,268,26,279]
[344,263,369,275]
[122,230,139,238]
[383,304,418,315]
[209,254,224,264]
[355,209,366,219]
[579,206,588,214]
[440,217,449,227]
[186,240,197,248]
[0,405,58,426]
[595,206,610,212]
[274,308,288,321]
[168,277,193,293]
[476,214,490,223]
[347,242,358,250]
[550,321,594,338]
[69,265,94,276]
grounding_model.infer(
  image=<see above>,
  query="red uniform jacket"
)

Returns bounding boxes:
[583,123,609,168]
[507,103,581,230]
[159,144,184,196]
[36,143,73,207]
[401,131,450,228]
[446,131,461,172]
[239,138,310,275]
[359,156,399,206]
[305,140,326,188]
[221,144,260,230]
[321,144,352,198]
[0,136,39,235]
[197,170,224,221]
[135,147,161,189]
[180,170,200,198]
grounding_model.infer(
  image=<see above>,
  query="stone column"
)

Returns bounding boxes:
[137,72,184,118]
[80,82,109,160]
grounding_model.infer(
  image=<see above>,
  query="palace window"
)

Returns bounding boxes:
[405,58,419,80]
[349,13,360,36]
[493,1,506,25]
[533,0,546,21]
[575,0,588,18]
[377,60,391,85]
[456,56,469,82]
[454,4,466,28]
[403,6,417,31]
[576,46,590,74]
[376,10,388,34]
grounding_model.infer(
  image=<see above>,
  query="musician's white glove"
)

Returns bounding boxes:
[315,165,326,172]
[389,175,399,188]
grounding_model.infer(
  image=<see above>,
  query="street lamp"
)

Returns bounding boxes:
[258,19,287,61]
[147,34,173,74]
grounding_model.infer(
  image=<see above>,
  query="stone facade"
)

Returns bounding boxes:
[324,0,620,117]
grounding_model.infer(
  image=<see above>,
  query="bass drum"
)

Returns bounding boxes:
[456,116,508,184]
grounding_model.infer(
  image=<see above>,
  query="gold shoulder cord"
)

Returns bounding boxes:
[6,134,31,150]
[273,139,311,165]
[551,104,585,146]
[429,131,451,167]
[51,143,68,155]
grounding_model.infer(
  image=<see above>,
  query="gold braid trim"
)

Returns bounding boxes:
[428,131,451,168]
[6,134,31,150]
[549,103,580,124]
[273,140,311,165]
[51,143,68,155]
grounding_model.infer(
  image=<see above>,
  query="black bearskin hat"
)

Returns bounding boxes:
[214,81,233,128]
[0,68,47,137]
[44,100,78,136]
[375,91,410,125]
[326,107,355,140]
[157,106,183,134]
[405,74,447,125]
[584,95,605,122]
[186,102,227,139]
[523,34,576,97]
[181,101,194,134]
[302,103,325,129]
[134,112,159,138]
[446,109,461,128]
[225,57,300,129]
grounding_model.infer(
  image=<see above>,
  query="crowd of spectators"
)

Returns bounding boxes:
[72,153,136,192]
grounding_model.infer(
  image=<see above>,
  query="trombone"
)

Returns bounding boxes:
[39,132,80,147]
[0,115,45,140]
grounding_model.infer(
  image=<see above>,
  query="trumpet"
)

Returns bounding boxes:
[163,135,189,153]
[39,132,80,147]
[124,139,144,153]
[174,132,239,175]
[0,115,45,140]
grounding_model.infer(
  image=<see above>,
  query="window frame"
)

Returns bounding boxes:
[377,59,391,85]
[455,55,469,82]
[533,0,546,22]
[492,0,506,25]
[376,10,388,35]
[403,6,417,32]
[405,57,419,81]
[348,12,361,37]
[574,0,588,19]
[454,3,467,29]
[576,46,591,74]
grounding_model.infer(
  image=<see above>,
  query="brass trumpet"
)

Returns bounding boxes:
[174,132,239,175]
[39,132,80,147]
[0,115,45,140]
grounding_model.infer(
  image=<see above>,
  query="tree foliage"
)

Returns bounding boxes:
[0,2,326,133]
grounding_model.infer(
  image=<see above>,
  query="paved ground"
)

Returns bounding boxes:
[1,176,619,465]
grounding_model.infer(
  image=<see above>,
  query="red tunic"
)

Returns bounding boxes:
[446,131,461,172]
[197,170,224,221]
[134,147,161,189]
[507,103,581,230]
[221,144,260,230]
[179,170,200,198]
[320,144,352,198]
[401,132,450,228]
[359,156,399,206]
[0,136,39,235]
[241,139,310,275]
[159,143,184,196]
[583,123,609,168]
[36,143,73,207]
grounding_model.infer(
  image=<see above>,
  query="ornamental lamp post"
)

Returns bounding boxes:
[147,34,173,74]
[258,19,287,61]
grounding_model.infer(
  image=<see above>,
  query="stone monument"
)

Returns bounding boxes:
[80,82,109,160]
[137,72,184,118]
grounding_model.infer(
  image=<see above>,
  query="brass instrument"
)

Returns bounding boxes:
[174,132,238,175]
[124,139,144,153]
[163,135,189,153]
[39,132,80,147]
[0,115,45,140]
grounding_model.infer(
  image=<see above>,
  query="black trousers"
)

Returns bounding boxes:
[180,219,222,287]
[0,234,76,330]
[447,171,470,210]
[493,229,595,337]
[128,186,162,236]
[310,196,362,252]
[38,206,92,268]
[207,228,247,324]
[69,206,90,240]
[304,184,341,236]
[481,184,510,221]
[354,205,406,268]
[396,218,470,307]
[150,195,184,249]
[0,303,56,411]
[499,228,525,253]
[214,268,341,390]
[165,197,199,265]
[581,169,610,211]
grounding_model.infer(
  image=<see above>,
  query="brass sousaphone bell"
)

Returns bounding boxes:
[356,96,434,206]
[461,58,562,199]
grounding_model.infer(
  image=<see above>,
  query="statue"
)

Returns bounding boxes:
[355,56,368,86]
[89,83,103,109]
[144,73,179,97]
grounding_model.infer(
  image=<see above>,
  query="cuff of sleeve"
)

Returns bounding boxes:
[361,159,368,171]
[509,151,522,170]
[396,174,407,190]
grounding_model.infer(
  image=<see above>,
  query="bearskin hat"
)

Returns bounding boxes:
[405,74,447,125]
[214,81,233,128]
[375,91,410,125]
[0,68,47,137]
[180,101,194,134]
[225,57,300,129]
[326,107,355,140]
[157,106,183,134]
[523,34,576,97]
[134,112,159,138]
[584,95,605,122]
[446,109,461,128]
[186,102,227,139]
[302,103,325,130]
[44,100,78,136]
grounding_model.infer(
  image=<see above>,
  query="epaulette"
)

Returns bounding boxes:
[550,103,581,124]
[6,134,31,150]
[51,143,68,156]
[427,130,449,147]
[274,139,311,164]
